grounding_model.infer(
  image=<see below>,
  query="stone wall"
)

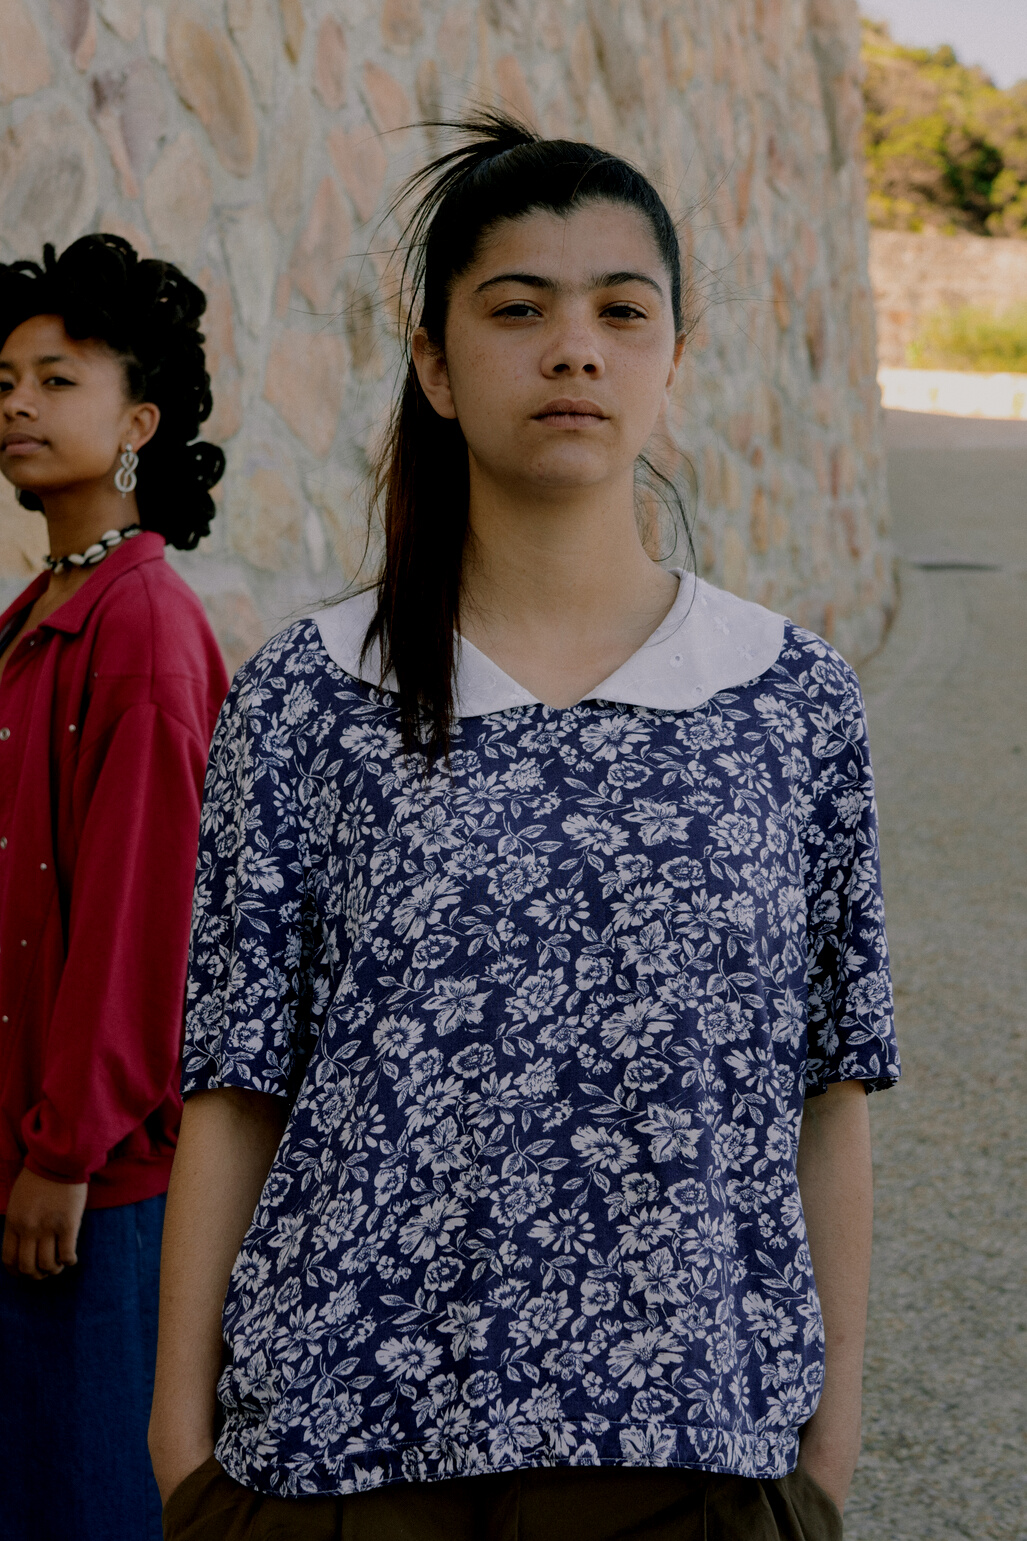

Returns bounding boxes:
[0,0,892,670]
[870,228,1027,368]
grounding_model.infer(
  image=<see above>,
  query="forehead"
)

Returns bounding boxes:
[467,201,668,285]
[0,313,111,366]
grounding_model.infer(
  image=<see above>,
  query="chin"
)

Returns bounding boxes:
[525,450,617,487]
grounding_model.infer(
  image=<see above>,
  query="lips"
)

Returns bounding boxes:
[533,398,607,423]
[1,432,45,453]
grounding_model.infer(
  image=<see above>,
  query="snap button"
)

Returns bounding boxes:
[68,724,76,733]
[1,1016,7,1023]
[40,862,47,871]
[20,939,27,946]
[0,837,6,849]
[0,728,9,740]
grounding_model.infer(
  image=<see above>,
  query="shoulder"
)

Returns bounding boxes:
[770,621,865,706]
[91,557,222,675]
[226,613,380,731]
[84,557,227,736]
[751,621,870,770]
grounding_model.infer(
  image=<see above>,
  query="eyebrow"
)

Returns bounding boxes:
[0,353,72,370]
[475,270,665,297]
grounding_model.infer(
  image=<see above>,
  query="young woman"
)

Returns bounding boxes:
[151,119,898,1541]
[0,234,228,1540]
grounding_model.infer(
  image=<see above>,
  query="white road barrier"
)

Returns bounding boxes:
[878,366,1027,419]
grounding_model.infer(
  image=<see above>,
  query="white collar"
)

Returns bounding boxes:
[311,573,786,717]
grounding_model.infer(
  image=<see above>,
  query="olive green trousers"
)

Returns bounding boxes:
[163,1457,843,1541]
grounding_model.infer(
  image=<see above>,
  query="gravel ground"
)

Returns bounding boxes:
[844,411,1027,1540]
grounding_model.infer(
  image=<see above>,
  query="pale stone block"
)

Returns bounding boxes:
[415,57,442,122]
[49,0,97,69]
[721,526,749,599]
[268,86,310,235]
[263,330,348,457]
[437,4,471,76]
[344,280,386,377]
[97,0,140,42]
[493,54,535,127]
[221,205,278,337]
[586,81,618,153]
[361,60,412,140]
[166,4,259,178]
[289,176,352,313]
[328,126,387,226]
[749,486,769,555]
[279,0,303,63]
[304,506,328,573]
[143,131,213,263]
[0,107,99,257]
[382,0,423,54]
[568,21,594,108]
[196,266,243,442]
[91,75,139,199]
[306,461,379,586]
[589,0,642,115]
[536,0,565,54]
[661,11,692,91]
[230,465,303,571]
[0,476,47,579]
[105,61,166,188]
[200,587,268,675]
[313,17,348,111]
[144,3,164,61]
[227,0,278,107]
[0,0,51,102]
[97,213,153,258]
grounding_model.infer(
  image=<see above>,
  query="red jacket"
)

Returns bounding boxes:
[0,532,228,1210]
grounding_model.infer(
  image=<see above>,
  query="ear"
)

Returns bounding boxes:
[411,328,458,421]
[665,333,687,396]
[125,400,160,453]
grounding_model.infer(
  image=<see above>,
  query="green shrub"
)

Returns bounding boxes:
[907,305,1027,371]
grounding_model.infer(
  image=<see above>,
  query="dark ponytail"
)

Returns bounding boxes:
[364,114,691,762]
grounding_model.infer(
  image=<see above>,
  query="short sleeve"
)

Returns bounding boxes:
[801,655,899,1096]
[182,667,320,1101]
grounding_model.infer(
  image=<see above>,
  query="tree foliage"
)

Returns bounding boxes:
[862,17,1027,236]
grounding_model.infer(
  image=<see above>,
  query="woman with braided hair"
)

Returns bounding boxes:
[0,233,228,1539]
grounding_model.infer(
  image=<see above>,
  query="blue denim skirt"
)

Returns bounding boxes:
[0,1192,165,1541]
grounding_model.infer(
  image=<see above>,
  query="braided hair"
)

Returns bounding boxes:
[0,233,224,549]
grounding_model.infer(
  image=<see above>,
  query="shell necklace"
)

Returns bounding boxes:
[45,524,141,576]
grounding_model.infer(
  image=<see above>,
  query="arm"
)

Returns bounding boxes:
[148,1086,289,1503]
[795,1079,873,1513]
[21,705,209,1187]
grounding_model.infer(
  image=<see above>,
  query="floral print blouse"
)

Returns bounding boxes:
[183,577,898,1498]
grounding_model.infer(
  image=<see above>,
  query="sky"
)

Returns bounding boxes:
[862,1,1027,89]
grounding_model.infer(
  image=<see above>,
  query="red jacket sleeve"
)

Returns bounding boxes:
[21,703,209,1184]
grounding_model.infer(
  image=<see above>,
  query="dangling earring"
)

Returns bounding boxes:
[115,444,138,497]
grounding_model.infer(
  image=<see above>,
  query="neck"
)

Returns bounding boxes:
[40,481,140,562]
[457,457,679,707]
[460,460,667,631]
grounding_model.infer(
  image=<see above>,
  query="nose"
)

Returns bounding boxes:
[540,320,605,379]
[1,380,37,419]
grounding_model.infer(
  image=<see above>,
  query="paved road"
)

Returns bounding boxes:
[845,411,1027,1540]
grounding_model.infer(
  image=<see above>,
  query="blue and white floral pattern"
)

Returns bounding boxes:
[184,618,897,1498]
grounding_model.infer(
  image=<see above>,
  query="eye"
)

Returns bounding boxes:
[43,374,76,387]
[602,303,647,321]
[494,301,542,320]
